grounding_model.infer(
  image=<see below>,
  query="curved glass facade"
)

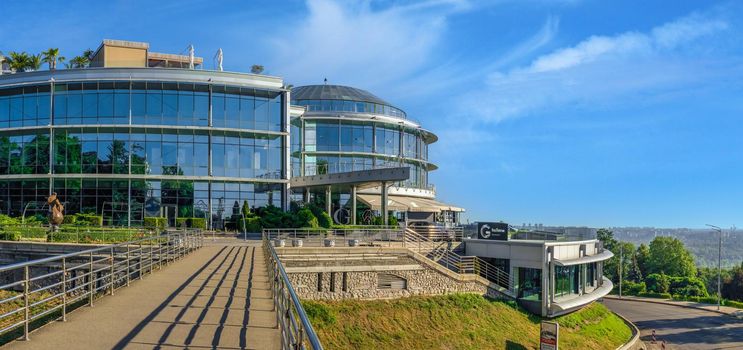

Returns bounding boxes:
[292,90,435,191]
[0,73,287,228]
[292,99,406,119]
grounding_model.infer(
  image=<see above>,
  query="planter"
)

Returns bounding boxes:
[323,239,335,247]
[348,239,360,247]
[292,239,303,247]
[273,239,286,247]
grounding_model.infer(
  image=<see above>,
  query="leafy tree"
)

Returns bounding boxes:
[648,236,697,277]
[28,54,42,71]
[635,243,651,280]
[646,273,670,293]
[722,262,743,301]
[4,51,32,72]
[628,252,643,283]
[597,228,618,252]
[41,48,65,70]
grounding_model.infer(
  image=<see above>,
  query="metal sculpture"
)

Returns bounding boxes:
[47,192,64,227]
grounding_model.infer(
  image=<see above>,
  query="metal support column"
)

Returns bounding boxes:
[304,187,310,204]
[325,186,331,214]
[351,185,357,225]
[381,181,388,225]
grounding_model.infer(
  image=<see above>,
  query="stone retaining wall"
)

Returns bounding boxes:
[287,263,497,301]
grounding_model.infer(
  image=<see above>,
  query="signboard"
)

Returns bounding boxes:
[540,321,559,350]
[477,222,509,240]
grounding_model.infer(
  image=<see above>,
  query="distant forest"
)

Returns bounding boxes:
[612,228,742,268]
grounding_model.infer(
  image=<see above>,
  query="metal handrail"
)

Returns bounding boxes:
[0,229,204,342]
[263,237,323,350]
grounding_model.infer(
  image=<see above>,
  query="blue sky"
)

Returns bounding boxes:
[2,0,742,228]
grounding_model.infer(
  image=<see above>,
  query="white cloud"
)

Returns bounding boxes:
[464,10,733,123]
[269,0,460,88]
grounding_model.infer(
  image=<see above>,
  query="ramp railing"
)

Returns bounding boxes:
[0,229,204,342]
[263,237,323,350]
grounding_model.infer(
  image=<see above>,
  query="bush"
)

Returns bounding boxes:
[176,217,189,228]
[306,203,332,228]
[0,214,21,225]
[668,276,709,297]
[62,215,77,225]
[190,217,207,230]
[144,217,167,230]
[646,273,670,293]
[638,292,672,299]
[0,231,21,241]
[71,213,103,226]
[725,300,743,309]
[295,208,319,228]
[237,217,261,232]
[672,295,720,304]
[388,216,398,226]
[621,281,646,296]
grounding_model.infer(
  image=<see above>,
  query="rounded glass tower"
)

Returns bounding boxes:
[291,84,437,198]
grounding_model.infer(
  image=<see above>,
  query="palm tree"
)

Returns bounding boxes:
[5,51,32,72]
[28,54,42,71]
[68,55,89,69]
[41,48,64,70]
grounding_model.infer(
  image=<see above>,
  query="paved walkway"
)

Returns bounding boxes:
[7,238,279,350]
[604,295,742,317]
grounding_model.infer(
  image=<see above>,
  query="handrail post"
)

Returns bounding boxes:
[126,243,130,286]
[138,240,143,280]
[23,265,30,341]
[109,247,115,295]
[149,237,154,274]
[158,236,163,270]
[88,251,94,306]
[62,257,67,321]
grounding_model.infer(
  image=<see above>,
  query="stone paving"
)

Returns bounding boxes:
[6,238,279,350]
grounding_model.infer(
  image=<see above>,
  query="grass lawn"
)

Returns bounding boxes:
[303,294,632,350]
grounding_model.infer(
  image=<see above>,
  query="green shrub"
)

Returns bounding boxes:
[673,295,720,304]
[0,214,21,225]
[144,217,167,230]
[238,217,261,232]
[295,208,319,228]
[725,300,743,309]
[638,292,671,299]
[0,231,21,241]
[621,281,646,296]
[305,203,332,228]
[668,276,709,297]
[372,216,384,226]
[72,213,103,226]
[190,217,207,230]
[62,215,77,225]
[175,217,189,228]
[646,273,670,293]
[388,216,398,226]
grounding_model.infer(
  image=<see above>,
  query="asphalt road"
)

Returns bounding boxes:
[603,298,743,350]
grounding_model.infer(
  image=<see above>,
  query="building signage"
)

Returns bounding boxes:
[540,321,559,350]
[477,222,509,240]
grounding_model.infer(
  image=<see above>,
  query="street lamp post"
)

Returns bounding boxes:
[705,224,722,311]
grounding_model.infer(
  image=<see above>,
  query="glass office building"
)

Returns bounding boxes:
[0,67,289,228]
[0,39,462,228]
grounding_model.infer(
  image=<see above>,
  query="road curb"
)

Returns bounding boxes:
[612,308,642,350]
[604,295,735,318]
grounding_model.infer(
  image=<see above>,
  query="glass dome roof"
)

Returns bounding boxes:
[292,85,392,106]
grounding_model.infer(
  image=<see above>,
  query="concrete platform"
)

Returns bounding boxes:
[5,238,279,350]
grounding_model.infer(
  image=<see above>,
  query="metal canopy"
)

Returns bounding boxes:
[552,250,614,266]
[356,194,464,213]
[292,85,392,106]
[290,167,410,189]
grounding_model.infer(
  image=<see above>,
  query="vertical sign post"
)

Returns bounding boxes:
[540,321,559,350]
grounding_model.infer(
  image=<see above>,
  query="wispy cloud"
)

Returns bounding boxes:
[462,9,733,123]
[268,0,462,88]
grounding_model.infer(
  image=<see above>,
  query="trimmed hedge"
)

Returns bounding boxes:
[191,218,207,230]
[144,217,167,230]
[637,292,672,299]
[237,217,261,232]
[0,231,21,241]
[726,300,743,309]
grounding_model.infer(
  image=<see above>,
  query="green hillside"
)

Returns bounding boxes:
[303,294,631,350]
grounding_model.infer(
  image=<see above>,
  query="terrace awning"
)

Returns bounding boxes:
[356,194,465,213]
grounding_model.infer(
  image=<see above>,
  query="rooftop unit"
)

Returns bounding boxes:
[90,39,203,69]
